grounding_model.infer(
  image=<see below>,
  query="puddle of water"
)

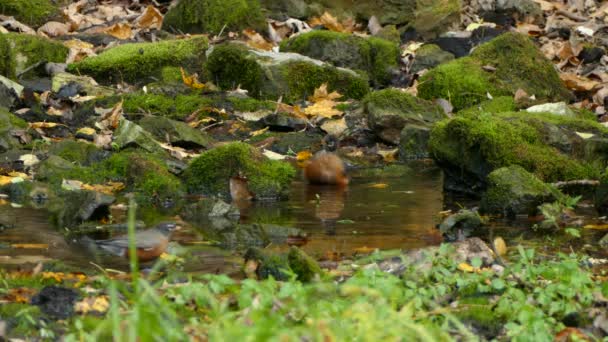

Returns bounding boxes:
[1,164,606,273]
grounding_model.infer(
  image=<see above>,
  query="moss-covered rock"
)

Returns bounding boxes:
[67,37,208,85]
[205,42,369,102]
[319,0,416,26]
[138,116,214,149]
[113,119,164,154]
[47,140,104,166]
[365,88,446,145]
[162,0,266,34]
[0,33,68,79]
[458,96,517,116]
[261,0,310,19]
[287,247,322,282]
[410,44,455,74]
[480,166,560,217]
[0,108,27,152]
[244,247,290,280]
[399,124,431,160]
[183,142,295,199]
[280,31,399,86]
[419,33,572,111]
[0,0,61,27]
[430,111,605,194]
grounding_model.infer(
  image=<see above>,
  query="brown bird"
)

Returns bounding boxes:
[304,151,349,186]
[230,173,255,202]
[94,222,179,262]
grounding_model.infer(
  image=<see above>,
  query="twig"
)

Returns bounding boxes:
[556,10,587,22]
[551,179,599,188]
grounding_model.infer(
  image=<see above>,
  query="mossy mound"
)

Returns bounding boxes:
[480,166,561,217]
[205,43,369,102]
[183,142,295,199]
[458,96,517,116]
[138,116,214,149]
[287,247,322,282]
[365,88,446,144]
[0,108,27,152]
[244,246,322,282]
[67,37,208,85]
[162,0,266,34]
[410,43,455,74]
[0,0,60,27]
[419,33,572,111]
[280,30,400,86]
[47,140,103,166]
[430,111,605,193]
[0,33,68,79]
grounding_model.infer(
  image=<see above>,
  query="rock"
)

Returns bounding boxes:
[162,0,266,34]
[399,124,431,160]
[205,42,369,102]
[287,246,322,282]
[280,30,400,86]
[411,0,461,38]
[600,233,608,246]
[0,0,61,27]
[67,36,208,85]
[260,112,308,131]
[430,111,605,194]
[375,25,401,44]
[183,142,296,199]
[261,0,310,19]
[0,75,24,109]
[0,33,68,79]
[410,44,455,74]
[439,209,484,242]
[48,140,104,166]
[452,237,495,266]
[419,32,573,111]
[526,102,575,117]
[475,0,543,25]
[35,155,75,181]
[365,89,446,145]
[113,119,164,154]
[138,116,214,149]
[268,131,324,154]
[50,189,115,227]
[208,199,240,218]
[51,72,115,98]
[31,286,79,320]
[0,108,27,153]
[480,166,560,218]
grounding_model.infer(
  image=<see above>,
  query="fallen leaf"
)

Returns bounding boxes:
[353,246,376,254]
[74,296,110,314]
[135,6,163,29]
[37,21,70,37]
[11,244,49,249]
[309,12,355,33]
[180,68,205,89]
[243,29,274,50]
[263,149,287,160]
[320,117,348,136]
[97,101,123,130]
[457,263,476,273]
[368,183,389,189]
[583,224,608,230]
[296,150,312,162]
[304,84,344,118]
[250,126,269,137]
[377,148,398,162]
[104,23,132,40]
[28,122,60,129]
[560,73,600,92]
[493,237,507,256]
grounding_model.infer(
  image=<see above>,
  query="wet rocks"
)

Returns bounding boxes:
[31,286,79,320]
[244,246,321,281]
[280,30,400,86]
[480,166,560,218]
[399,124,432,160]
[0,76,24,109]
[410,44,455,74]
[113,119,164,154]
[0,33,68,80]
[67,36,208,85]
[439,209,484,242]
[138,116,214,149]
[365,88,446,145]
[419,32,573,110]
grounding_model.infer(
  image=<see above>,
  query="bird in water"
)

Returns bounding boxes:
[93,222,180,262]
[304,151,349,186]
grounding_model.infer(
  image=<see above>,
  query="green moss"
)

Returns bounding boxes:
[413,0,460,38]
[287,247,322,282]
[419,33,572,111]
[162,0,266,34]
[459,96,517,116]
[455,301,503,336]
[67,36,208,84]
[364,88,441,114]
[280,30,399,86]
[48,140,101,166]
[280,60,369,102]
[205,43,264,95]
[0,33,68,79]
[429,111,603,183]
[160,66,183,83]
[227,97,276,112]
[184,142,296,199]
[0,0,59,27]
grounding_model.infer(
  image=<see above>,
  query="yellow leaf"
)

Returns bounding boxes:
[353,246,376,254]
[76,127,96,136]
[377,148,398,162]
[11,244,49,249]
[583,224,608,230]
[180,67,205,89]
[243,29,274,51]
[136,5,163,29]
[296,151,312,162]
[188,117,215,128]
[368,183,389,189]
[493,237,507,256]
[250,126,269,137]
[75,295,110,314]
[308,12,355,33]
[28,122,60,129]
[104,23,132,40]
[457,263,475,273]
[304,84,344,118]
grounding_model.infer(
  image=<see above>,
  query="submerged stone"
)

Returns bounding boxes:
[480,166,560,217]
[67,36,208,85]
[365,88,446,145]
[280,30,400,86]
[399,124,431,160]
[419,32,572,111]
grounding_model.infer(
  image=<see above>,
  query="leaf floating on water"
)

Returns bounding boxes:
[337,219,355,224]
[11,244,49,249]
[368,183,389,189]
[583,224,608,230]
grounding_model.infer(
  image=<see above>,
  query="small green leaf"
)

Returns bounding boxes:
[491,278,505,290]
[564,228,581,238]
[471,257,482,268]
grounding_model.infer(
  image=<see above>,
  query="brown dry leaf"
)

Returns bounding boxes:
[377,148,398,162]
[104,23,133,40]
[309,12,355,33]
[276,103,307,119]
[11,244,49,249]
[74,296,110,314]
[158,143,200,160]
[560,73,600,91]
[515,23,543,36]
[81,182,125,195]
[243,29,274,50]
[320,117,347,136]
[368,183,389,189]
[250,126,269,137]
[136,5,163,29]
[304,84,344,118]
[188,117,215,128]
[180,68,205,90]
[63,39,96,63]
[97,101,123,130]
[37,21,70,37]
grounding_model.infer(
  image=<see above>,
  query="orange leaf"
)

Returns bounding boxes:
[104,23,132,40]
[136,6,163,29]
[243,29,274,51]
[180,67,205,89]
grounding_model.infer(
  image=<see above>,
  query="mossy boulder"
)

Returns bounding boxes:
[280,30,400,86]
[244,246,321,282]
[0,108,27,152]
[458,96,517,116]
[0,33,68,79]
[287,246,322,282]
[480,166,560,217]
[113,119,164,154]
[261,0,310,19]
[419,32,572,111]
[410,44,455,74]
[67,37,208,85]
[365,88,446,145]
[412,0,461,38]
[430,111,605,194]
[0,0,61,27]
[205,42,369,102]
[138,116,214,149]
[184,142,296,199]
[399,124,431,160]
[162,0,266,34]
[47,140,104,166]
